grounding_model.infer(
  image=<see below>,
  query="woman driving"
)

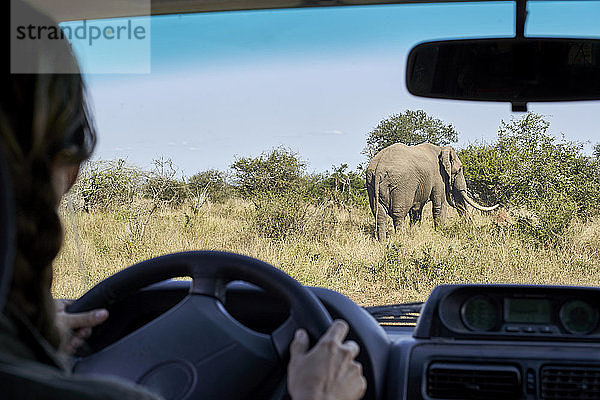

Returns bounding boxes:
[0,2,366,399]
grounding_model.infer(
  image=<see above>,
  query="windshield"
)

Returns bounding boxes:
[53,1,600,306]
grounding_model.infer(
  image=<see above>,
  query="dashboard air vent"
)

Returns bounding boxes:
[427,363,521,399]
[541,365,600,400]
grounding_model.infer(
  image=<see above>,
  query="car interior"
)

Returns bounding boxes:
[6,0,600,399]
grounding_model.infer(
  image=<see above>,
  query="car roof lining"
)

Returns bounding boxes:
[25,0,552,22]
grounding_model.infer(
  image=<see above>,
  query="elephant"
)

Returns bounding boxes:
[366,143,498,241]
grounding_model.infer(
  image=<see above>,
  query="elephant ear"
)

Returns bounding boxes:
[440,147,452,182]
[450,148,463,173]
[440,147,456,206]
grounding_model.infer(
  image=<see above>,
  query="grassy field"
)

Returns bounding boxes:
[52,199,600,306]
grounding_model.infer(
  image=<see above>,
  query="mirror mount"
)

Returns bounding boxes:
[516,0,527,39]
[514,0,529,111]
[512,102,527,113]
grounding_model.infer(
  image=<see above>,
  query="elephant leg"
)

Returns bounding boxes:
[391,205,410,233]
[430,185,448,229]
[392,215,404,233]
[431,200,447,229]
[409,204,424,225]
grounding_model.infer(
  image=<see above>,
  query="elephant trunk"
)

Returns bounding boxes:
[459,190,499,212]
[446,189,456,208]
[444,180,456,207]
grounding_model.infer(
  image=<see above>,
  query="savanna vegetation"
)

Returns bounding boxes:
[52,112,600,306]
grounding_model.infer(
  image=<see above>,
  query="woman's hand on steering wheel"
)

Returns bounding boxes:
[55,299,109,355]
[288,320,367,400]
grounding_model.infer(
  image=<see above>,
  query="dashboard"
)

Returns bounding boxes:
[78,282,600,400]
[395,285,600,400]
[422,285,600,340]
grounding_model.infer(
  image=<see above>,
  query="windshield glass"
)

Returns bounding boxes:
[53,1,600,306]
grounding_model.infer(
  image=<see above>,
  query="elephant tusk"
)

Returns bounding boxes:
[460,190,499,212]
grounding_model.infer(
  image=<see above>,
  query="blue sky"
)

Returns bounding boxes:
[66,1,600,176]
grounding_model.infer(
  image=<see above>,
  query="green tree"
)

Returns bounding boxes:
[230,147,306,197]
[365,109,458,156]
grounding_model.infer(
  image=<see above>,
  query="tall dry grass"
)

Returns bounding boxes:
[52,199,600,306]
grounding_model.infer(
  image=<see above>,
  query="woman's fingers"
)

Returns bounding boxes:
[341,339,360,360]
[326,319,350,343]
[287,320,366,400]
[74,327,92,339]
[55,307,109,355]
[60,309,109,330]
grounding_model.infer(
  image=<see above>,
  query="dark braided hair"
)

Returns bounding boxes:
[1,3,96,347]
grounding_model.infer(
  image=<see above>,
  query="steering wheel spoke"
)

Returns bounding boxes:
[190,276,228,301]
[272,315,300,363]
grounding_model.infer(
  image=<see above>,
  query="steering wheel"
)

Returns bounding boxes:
[67,251,333,400]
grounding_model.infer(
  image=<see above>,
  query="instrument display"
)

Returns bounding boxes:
[505,298,551,324]
[419,285,600,341]
[450,289,600,337]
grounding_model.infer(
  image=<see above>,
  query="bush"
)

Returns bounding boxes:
[459,113,600,245]
[514,193,578,246]
[458,143,506,205]
[231,147,308,198]
[188,169,233,203]
[142,159,189,207]
[309,164,367,207]
[72,159,143,210]
[250,191,309,240]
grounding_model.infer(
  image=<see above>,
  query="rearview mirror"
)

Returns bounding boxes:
[406,38,600,109]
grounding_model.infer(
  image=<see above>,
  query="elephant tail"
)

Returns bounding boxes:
[374,173,381,238]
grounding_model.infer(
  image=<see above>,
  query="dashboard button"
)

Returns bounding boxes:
[526,369,536,394]
[522,326,536,333]
[540,326,554,333]
[505,326,520,332]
